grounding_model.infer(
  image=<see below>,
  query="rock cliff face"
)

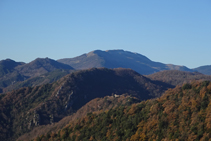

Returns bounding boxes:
[0,68,172,141]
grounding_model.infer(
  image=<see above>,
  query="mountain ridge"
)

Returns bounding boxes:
[15,57,74,77]
[0,59,24,77]
[58,49,194,75]
[146,70,211,86]
[0,58,75,93]
[194,65,211,75]
[1,49,210,93]
[1,50,211,77]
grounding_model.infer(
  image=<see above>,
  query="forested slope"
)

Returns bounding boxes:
[0,68,171,141]
[33,81,211,141]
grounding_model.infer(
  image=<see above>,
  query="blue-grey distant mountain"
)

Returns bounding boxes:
[0,59,24,77]
[15,57,74,77]
[0,58,74,93]
[58,50,193,75]
[0,59,26,93]
[194,65,211,75]
[147,70,211,86]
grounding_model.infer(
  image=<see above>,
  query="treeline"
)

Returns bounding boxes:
[33,81,211,141]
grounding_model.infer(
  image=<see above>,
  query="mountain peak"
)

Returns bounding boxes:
[194,65,211,75]
[0,59,24,72]
[33,57,53,62]
[1,58,15,62]
[15,57,74,77]
[0,58,23,65]
[58,50,159,74]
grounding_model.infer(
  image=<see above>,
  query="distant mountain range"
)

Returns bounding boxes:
[0,49,210,93]
[0,58,74,93]
[58,50,194,75]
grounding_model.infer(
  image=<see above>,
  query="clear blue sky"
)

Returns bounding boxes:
[0,0,210,68]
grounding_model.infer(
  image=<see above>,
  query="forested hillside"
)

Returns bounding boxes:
[0,68,171,141]
[17,95,141,141]
[33,81,211,141]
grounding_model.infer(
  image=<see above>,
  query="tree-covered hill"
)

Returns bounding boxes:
[17,95,141,141]
[33,81,211,141]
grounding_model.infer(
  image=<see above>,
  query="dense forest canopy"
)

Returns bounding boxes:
[31,81,211,141]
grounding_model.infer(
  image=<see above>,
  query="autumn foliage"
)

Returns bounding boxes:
[33,81,211,141]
